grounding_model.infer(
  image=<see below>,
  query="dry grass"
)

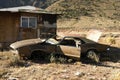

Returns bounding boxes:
[0,68,9,78]
[113,74,120,80]
[110,71,120,80]
[113,73,120,80]
[105,36,116,45]
[0,52,12,60]
[0,51,30,79]
[0,51,26,67]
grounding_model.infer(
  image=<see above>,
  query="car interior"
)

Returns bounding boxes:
[60,38,82,48]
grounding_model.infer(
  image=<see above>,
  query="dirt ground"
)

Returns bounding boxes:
[0,31,120,80]
[0,53,120,80]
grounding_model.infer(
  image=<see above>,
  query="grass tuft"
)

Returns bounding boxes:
[0,52,28,67]
[49,53,73,64]
[0,68,9,78]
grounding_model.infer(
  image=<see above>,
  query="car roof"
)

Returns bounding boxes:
[64,36,96,43]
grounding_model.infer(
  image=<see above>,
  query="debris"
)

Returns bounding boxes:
[93,66,97,69]
[60,69,68,73]
[8,77,19,80]
[89,76,96,80]
[61,74,69,79]
[74,62,82,65]
[102,77,107,80]
[74,71,85,77]
[24,62,31,67]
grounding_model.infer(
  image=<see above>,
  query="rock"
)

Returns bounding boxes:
[87,73,93,76]
[74,71,85,77]
[8,77,19,80]
[89,76,96,80]
[68,59,73,63]
[93,66,97,69]
[61,74,69,79]
[24,62,31,67]
[4,73,11,78]
[102,77,107,80]
[47,76,56,80]
[61,69,67,73]
[74,62,82,65]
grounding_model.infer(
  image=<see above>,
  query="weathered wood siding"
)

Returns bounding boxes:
[0,12,57,49]
[0,12,19,43]
[19,12,38,40]
[0,12,39,47]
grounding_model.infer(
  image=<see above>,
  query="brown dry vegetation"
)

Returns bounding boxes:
[47,0,120,32]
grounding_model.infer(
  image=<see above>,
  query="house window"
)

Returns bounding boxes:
[21,16,37,28]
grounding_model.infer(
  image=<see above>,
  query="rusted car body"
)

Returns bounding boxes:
[10,36,110,62]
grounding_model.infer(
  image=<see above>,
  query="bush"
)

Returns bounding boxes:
[49,53,73,63]
[7,52,27,67]
[113,73,120,80]
[105,34,116,45]
[110,72,120,80]
[0,68,8,78]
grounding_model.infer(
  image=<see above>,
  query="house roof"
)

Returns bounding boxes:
[0,6,60,14]
[0,6,39,12]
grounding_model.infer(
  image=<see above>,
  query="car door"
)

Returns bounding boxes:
[57,38,81,58]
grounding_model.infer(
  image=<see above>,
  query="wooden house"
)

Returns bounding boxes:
[0,6,59,49]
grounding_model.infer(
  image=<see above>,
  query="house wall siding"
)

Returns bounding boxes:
[18,12,39,40]
[0,12,18,42]
[0,12,57,49]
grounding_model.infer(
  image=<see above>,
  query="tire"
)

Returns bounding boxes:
[87,50,100,63]
[30,52,41,60]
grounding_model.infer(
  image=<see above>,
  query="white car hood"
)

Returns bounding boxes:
[86,29,102,42]
[10,38,45,49]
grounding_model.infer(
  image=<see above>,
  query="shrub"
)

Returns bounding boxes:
[0,68,9,78]
[111,72,120,80]
[49,53,73,63]
[5,52,27,67]
[113,75,120,80]
[105,34,116,45]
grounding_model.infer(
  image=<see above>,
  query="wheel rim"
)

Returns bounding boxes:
[87,50,100,63]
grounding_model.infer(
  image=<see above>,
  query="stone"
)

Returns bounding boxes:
[74,71,85,77]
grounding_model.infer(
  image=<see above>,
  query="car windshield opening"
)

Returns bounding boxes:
[60,38,76,47]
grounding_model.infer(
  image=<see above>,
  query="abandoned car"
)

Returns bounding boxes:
[10,36,110,62]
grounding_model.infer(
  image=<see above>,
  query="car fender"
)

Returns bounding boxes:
[10,38,45,58]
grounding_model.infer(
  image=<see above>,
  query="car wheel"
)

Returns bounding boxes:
[87,50,100,63]
[30,51,47,60]
[30,52,41,60]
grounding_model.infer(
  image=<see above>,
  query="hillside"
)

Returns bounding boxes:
[0,0,57,9]
[47,0,120,20]
[46,0,120,30]
[0,0,120,30]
